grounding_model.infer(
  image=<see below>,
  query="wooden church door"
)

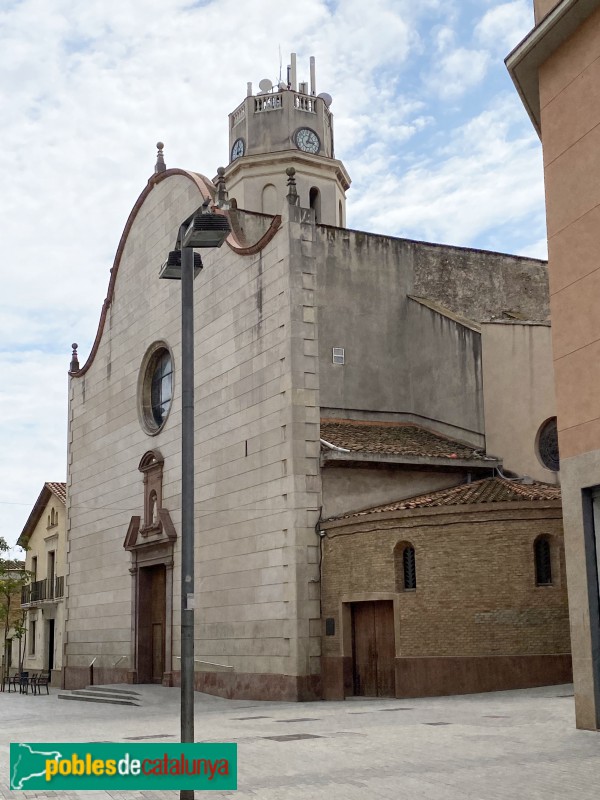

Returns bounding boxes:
[351,601,396,697]
[137,564,166,683]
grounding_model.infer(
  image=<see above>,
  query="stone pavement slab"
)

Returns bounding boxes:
[1,683,598,799]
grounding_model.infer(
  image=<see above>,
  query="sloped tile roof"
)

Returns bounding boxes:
[336,477,561,519]
[320,419,487,461]
[17,482,66,547]
[47,482,66,504]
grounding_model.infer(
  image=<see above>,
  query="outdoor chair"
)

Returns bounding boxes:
[18,671,31,694]
[3,671,24,693]
[32,672,50,695]
[1,670,17,692]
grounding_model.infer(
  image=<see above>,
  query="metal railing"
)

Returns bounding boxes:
[21,576,64,605]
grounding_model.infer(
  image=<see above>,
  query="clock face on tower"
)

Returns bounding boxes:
[231,138,245,161]
[294,128,320,154]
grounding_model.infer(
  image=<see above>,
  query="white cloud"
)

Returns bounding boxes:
[475,0,534,52]
[0,0,547,547]
[435,26,457,53]
[425,47,490,99]
[351,95,545,252]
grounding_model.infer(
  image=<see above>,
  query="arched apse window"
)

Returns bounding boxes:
[394,542,417,591]
[309,187,321,223]
[534,535,552,585]
[261,184,278,215]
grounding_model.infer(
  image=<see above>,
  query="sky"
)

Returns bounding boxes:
[0,0,545,552]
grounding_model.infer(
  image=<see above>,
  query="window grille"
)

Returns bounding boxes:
[537,418,560,472]
[535,537,552,585]
[403,546,417,590]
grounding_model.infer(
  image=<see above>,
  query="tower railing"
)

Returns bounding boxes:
[254,93,283,112]
[231,101,246,127]
[293,94,316,113]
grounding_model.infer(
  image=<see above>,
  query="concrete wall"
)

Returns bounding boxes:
[412,242,549,323]
[315,228,512,443]
[66,177,322,699]
[321,502,571,698]
[481,322,558,482]
[321,467,464,520]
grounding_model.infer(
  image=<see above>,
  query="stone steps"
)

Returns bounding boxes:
[57,686,142,706]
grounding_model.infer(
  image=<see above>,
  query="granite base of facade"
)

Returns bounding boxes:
[185,671,322,702]
[63,667,133,690]
[50,668,62,688]
[322,654,573,700]
[64,666,321,701]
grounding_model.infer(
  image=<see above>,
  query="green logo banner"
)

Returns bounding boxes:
[10,742,237,791]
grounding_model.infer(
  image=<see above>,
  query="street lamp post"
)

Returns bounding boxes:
[180,241,195,792]
[160,204,231,800]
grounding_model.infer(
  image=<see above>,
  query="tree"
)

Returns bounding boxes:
[0,537,29,680]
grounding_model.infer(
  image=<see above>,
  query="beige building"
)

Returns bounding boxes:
[507,0,600,729]
[17,482,67,686]
[64,56,565,700]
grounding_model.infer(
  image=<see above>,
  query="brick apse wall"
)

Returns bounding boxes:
[320,500,572,699]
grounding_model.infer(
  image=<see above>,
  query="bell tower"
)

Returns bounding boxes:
[220,54,351,226]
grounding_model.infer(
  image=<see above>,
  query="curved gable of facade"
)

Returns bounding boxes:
[71,169,215,378]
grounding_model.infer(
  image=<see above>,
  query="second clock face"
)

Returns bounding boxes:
[231,138,245,161]
[294,128,320,154]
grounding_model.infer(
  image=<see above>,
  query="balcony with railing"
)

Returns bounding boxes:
[21,576,64,605]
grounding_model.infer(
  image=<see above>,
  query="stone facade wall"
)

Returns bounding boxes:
[320,502,570,698]
[65,176,321,698]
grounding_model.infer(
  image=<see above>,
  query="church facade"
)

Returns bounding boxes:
[63,57,568,699]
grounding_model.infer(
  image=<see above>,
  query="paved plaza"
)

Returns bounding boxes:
[1,683,599,799]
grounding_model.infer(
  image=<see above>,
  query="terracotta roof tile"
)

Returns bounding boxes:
[47,482,66,504]
[320,419,487,461]
[335,477,561,519]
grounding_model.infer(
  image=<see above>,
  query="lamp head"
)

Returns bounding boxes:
[159,250,203,280]
[181,211,231,249]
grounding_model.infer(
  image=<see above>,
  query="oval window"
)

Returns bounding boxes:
[139,344,173,434]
